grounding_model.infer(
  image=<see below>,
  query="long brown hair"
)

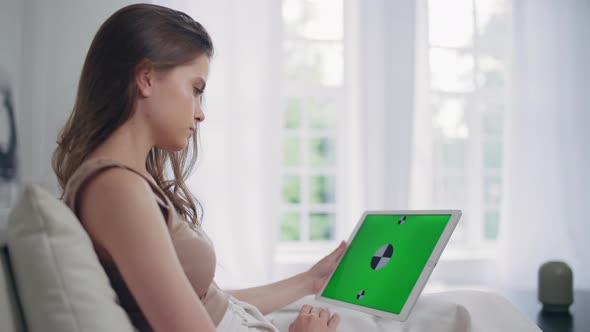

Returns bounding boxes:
[52,4,213,226]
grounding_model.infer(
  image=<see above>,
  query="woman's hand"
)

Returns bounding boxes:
[225,241,347,315]
[289,305,340,332]
[305,241,348,294]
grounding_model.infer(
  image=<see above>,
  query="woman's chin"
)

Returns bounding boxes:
[174,141,189,152]
[157,140,189,152]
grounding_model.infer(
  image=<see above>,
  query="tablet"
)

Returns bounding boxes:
[316,210,461,321]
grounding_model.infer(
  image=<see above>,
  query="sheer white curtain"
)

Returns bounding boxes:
[355,0,416,212]
[496,0,590,290]
[155,0,282,289]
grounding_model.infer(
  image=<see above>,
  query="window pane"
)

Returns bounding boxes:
[284,137,301,166]
[484,176,502,206]
[483,141,502,168]
[285,41,343,86]
[282,175,301,204]
[482,107,503,136]
[283,0,343,40]
[484,210,500,240]
[476,0,510,59]
[434,175,467,207]
[430,48,475,92]
[477,55,506,92]
[310,175,336,204]
[286,98,302,129]
[310,213,335,240]
[432,95,469,139]
[428,0,474,48]
[280,211,301,241]
[437,140,467,169]
[310,137,336,167]
[308,98,336,129]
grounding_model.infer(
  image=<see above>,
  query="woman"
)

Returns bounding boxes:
[52,4,345,332]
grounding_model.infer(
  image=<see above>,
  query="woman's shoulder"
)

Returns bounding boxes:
[63,157,168,217]
[64,158,124,204]
[78,165,156,216]
[64,157,126,193]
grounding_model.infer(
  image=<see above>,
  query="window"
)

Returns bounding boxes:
[278,0,345,244]
[426,0,511,247]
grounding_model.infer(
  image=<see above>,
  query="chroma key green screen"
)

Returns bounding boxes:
[321,214,451,314]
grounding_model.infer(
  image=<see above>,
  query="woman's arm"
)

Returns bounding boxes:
[227,241,347,315]
[79,168,216,332]
[227,271,313,315]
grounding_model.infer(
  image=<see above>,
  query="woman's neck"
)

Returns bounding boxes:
[86,118,154,177]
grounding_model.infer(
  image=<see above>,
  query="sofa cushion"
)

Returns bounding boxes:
[0,245,27,332]
[6,184,136,332]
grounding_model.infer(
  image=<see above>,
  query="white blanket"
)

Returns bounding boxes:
[267,291,541,332]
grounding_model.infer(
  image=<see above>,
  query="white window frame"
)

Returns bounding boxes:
[274,0,360,269]
[411,0,512,289]
[415,0,511,259]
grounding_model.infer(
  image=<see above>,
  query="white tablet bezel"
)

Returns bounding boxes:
[315,210,462,321]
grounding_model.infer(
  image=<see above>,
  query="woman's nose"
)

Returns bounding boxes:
[194,108,205,122]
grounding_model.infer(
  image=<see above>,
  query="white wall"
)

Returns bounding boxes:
[19,0,139,191]
[0,0,24,232]
[0,0,138,229]
[0,0,23,133]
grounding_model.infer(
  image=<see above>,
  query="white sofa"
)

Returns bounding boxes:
[0,239,26,332]
[0,185,541,332]
[0,185,137,332]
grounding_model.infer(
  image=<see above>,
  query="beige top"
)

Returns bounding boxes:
[62,158,228,330]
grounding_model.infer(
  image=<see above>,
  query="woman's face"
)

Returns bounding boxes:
[144,54,209,151]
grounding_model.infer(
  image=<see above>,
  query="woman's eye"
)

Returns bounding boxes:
[193,87,203,95]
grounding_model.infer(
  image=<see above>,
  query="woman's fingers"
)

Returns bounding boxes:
[328,313,340,330]
[330,241,347,261]
[300,304,312,315]
[301,305,330,319]
[310,307,320,316]
[331,241,345,254]
[293,305,339,332]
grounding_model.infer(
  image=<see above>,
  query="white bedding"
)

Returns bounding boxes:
[267,291,541,332]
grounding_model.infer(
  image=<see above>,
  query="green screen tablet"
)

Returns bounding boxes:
[316,210,461,321]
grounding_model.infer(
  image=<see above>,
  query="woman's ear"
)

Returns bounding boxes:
[134,59,155,98]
